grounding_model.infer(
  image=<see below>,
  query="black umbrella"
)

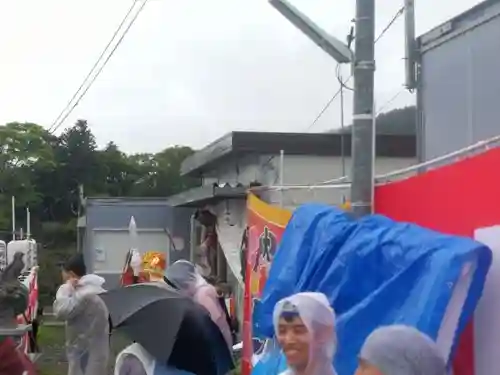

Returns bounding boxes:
[100,283,234,375]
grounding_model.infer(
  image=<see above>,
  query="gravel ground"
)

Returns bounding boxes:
[36,325,131,375]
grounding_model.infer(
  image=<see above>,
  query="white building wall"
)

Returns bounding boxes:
[202,154,416,209]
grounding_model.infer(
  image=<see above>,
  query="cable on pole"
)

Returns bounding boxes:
[306,6,405,132]
[376,87,405,114]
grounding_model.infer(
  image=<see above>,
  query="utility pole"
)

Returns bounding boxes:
[351,0,376,218]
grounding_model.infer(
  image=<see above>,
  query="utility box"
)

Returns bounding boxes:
[417,0,500,161]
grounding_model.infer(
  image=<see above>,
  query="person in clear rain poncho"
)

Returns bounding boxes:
[165,260,233,349]
[273,292,338,375]
[53,253,109,375]
[355,325,447,375]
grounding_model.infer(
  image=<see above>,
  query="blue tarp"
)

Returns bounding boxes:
[252,204,492,375]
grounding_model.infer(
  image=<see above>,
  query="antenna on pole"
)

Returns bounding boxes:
[404,0,417,90]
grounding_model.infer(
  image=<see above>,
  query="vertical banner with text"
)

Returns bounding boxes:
[242,194,291,375]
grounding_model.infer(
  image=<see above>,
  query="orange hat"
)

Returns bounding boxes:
[142,251,166,277]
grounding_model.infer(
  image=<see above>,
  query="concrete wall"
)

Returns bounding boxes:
[419,1,500,161]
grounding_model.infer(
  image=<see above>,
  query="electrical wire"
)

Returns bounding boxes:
[374,6,405,44]
[49,0,149,134]
[306,6,405,132]
[48,1,139,133]
[376,87,406,114]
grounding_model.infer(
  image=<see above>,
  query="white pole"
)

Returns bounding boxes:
[279,150,284,207]
[26,207,31,240]
[11,196,16,241]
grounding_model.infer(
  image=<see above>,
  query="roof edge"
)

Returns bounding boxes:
[418,0,500,52]
[181,132,416,177]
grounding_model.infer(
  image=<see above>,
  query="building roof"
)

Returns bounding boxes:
[166,183,247,207]
[418,0,500,53]
[86,197,170,206]
[181,131,416,177]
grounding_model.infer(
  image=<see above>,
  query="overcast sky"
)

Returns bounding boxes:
[0,0,483,153]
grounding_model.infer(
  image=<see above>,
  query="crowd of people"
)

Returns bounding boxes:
[45,252,447,375]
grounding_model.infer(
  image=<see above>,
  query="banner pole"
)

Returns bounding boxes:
[279,150,284,207]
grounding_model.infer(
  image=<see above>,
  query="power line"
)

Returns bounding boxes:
[376,87,405,114]
[374,6,405,44]
[49,1,139,133]
[49,0,149,134]
[306,6,405,132]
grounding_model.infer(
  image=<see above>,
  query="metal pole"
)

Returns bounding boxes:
[26,207,31,240]
[279,150,284,207]
[11,196,16,241]
[351,0,376,218]
[404,0,416,90]
[189,214,196,263]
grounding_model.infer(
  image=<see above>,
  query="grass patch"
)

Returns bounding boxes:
[36,325,66,375]
[35,324,132,375]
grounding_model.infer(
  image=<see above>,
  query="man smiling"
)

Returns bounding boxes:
[274,292,337,375]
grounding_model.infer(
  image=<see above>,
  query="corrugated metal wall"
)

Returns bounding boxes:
[83,198,193,288]
[419,3,500,160]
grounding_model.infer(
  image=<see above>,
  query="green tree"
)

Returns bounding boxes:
[331,105,416,135]
[153,146,200,196]
[0,122,55,230]
[129,147,199,197]
[52,119,101,220]
[98,141,141,196]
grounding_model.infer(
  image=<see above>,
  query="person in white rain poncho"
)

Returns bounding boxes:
[273,292,337,375]
[165,260,233,349]
[53,254,109,375]
[355,325,447,375]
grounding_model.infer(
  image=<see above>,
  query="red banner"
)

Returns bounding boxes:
[17,266,39,355]
[375,147,500,375]
[242,194,292,375]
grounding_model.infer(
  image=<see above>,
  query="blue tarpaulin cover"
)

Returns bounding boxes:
[251,204,492,375]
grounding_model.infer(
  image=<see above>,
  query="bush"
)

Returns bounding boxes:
[38,246,75,306]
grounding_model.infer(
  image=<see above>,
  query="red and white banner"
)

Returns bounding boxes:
[16,266,39,355]
[242,194,292,375]
[375,147,500,375]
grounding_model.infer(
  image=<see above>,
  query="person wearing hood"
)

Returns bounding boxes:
[53,253,109,375]
[273,292,337,375]
[165,260,233,349]
[355,325,447,375]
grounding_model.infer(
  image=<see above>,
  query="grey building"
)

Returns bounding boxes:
[174,131,417,208]
[78,197,192,289]
[417,0,500,161]
[168,131,417,325]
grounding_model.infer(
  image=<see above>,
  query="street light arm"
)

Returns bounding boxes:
[269,0,353,63]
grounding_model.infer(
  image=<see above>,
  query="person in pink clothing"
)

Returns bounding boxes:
[165,260,233,349]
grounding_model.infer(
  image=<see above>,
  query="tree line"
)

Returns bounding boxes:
[331,105,416,135]
[0,119,200,245]
[0,106,415,245]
